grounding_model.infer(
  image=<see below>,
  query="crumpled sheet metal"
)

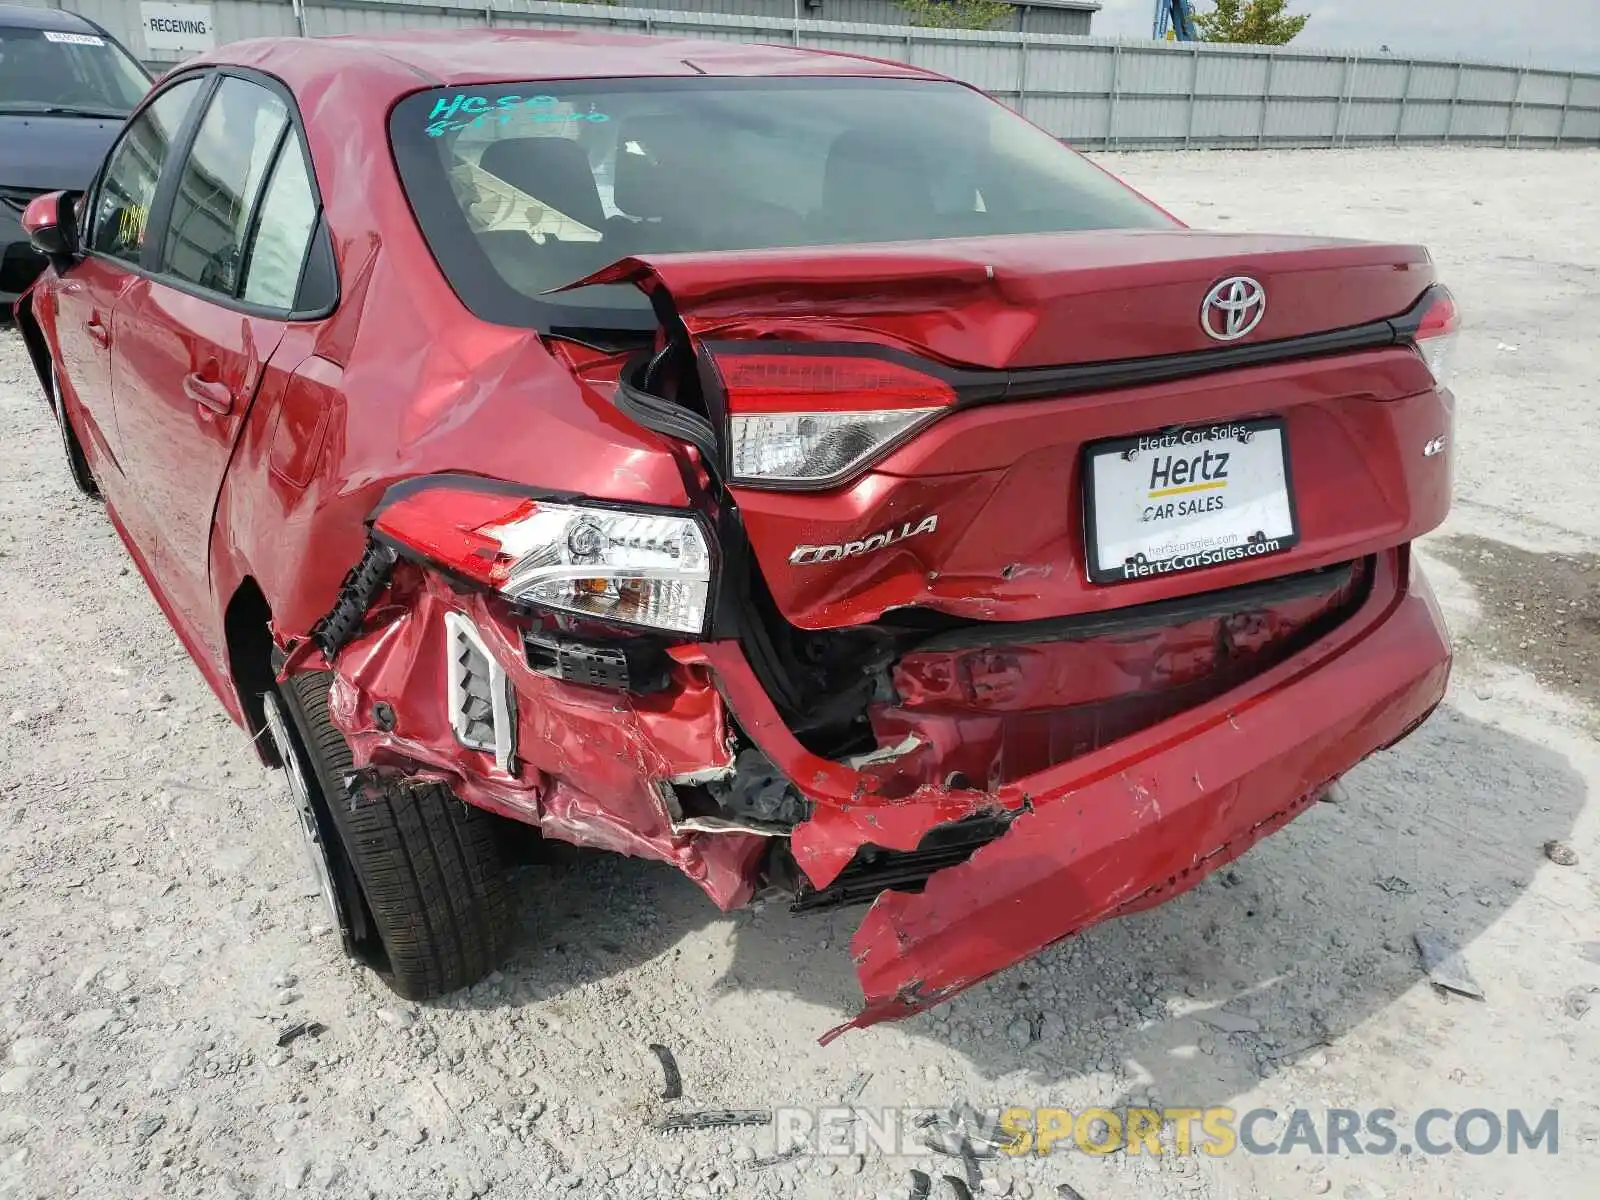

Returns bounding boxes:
[316,571,764,910]
[678,555,1448,1037]
[671,641,1007,889]
[296,553,1446,1038]
[861,568,1362,794]
[820,559,1450,1038]
[563,236,1432,372]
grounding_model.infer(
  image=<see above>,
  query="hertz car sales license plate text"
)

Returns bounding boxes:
[1084,418,1299,585]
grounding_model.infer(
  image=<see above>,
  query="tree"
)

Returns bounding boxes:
[896,0,1012,30]
[1193,0,1311,45]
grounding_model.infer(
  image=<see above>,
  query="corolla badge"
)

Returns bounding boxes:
[789,516,939,566]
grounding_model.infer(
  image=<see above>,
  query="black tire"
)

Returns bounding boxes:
[273,669,517,1000]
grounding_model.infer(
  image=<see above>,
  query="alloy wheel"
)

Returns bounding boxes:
[262,689,357,957]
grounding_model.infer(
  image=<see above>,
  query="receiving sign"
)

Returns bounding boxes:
[140,2,216,54]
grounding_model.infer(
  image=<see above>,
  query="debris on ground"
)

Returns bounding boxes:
[907,1169,933,1200]
[646,1042,682,1100]
[275,1021,326,1048]
[749,1144,805,1169]
[840,1070,872,1104]
[132,1114,165,1146]
[1058,1185,1089,1200]
[1375,875,1415,895]
[920,1103,1014,1158]
[1414,930,1486,1000]
[1544,839,1580,866]
[1564,986,1596,1020]
[1196,1008,1261,1034]
[653,1110,771,1132]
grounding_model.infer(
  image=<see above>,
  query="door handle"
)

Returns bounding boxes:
[183,373,235,414]
[86,314,109,348]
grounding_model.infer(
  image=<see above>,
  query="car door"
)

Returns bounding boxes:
[53,76,204,493]
[110,71,325,659]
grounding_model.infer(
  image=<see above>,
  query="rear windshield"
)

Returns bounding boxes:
[0,26,150,117]
[390,77,1175,332]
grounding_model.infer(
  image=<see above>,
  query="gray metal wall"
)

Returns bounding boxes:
[29,0,1600,147]
[592,0,1095,36]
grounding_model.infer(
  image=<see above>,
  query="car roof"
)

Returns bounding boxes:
[0,3,101,32]
[207,28,942,94]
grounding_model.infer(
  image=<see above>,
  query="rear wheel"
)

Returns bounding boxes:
[266,669,517,999]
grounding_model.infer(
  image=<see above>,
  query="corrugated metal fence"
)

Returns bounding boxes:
[34,0,1600,147]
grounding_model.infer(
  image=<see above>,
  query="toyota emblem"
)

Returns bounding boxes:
[1201,276,1267,342]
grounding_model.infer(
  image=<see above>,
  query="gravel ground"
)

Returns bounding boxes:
[2,146,1599,1200]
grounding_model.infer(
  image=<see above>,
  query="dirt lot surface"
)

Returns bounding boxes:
[2,146,1598,1200]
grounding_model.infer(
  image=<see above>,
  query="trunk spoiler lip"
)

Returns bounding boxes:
[690,285,1427,408]
[990,297,1417,403]
[551,231,1430,299]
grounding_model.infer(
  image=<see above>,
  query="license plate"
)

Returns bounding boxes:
[1083,417,1299,585]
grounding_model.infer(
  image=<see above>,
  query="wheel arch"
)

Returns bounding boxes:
[13,294,55,407]
[20,291,101,499]
[223,575,284,768]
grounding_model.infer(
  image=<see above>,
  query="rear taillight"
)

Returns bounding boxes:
[372,480,713,635]
[714,352,957,488]
[371,487,538,588]
[1411,286,1460,387]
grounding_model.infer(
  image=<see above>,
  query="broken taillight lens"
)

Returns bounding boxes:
[714,352,957,488]
[1411,286,1460,387]
[373,482,713,635]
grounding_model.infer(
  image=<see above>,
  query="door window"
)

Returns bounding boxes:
[161,76,290,297]
[240,135,319,309]
[87,77,203,264]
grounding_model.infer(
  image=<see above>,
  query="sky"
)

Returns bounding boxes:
[1091,0,1600,72]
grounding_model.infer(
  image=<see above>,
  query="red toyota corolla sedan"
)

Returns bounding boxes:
[14,29,1455,1033]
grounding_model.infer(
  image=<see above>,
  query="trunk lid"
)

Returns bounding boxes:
[579,231,1444,630]
[575,230,1432,368]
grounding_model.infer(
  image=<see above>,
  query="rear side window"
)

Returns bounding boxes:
[88,78,203,264]
[390,77,1174,331]
[162,76,290,296]
[240,136,318,308]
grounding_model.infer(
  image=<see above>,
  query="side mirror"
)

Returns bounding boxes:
[21,191,81,273]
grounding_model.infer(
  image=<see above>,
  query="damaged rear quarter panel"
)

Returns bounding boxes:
[189,56,737,913]
[204,57,696,727]
[321,569,765,910]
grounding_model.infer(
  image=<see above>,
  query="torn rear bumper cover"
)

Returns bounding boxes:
[299,550,1449,1035]
[692,551,1449,1036]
